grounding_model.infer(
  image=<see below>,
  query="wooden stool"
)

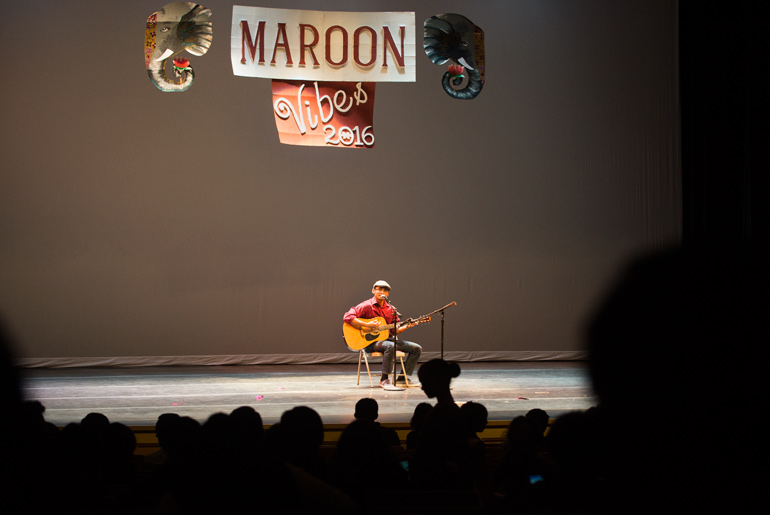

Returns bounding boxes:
[357,349,409,387]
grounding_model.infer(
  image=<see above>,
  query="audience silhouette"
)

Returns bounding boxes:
[581,245,759,513]
[267,405,329,481]
[524,408,550,447]
[405,401,433,451]
[333,399,408,506]
[409,359,472,492]
[460,401,491,505]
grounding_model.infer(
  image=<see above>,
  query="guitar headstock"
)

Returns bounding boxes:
[402,315,432,327]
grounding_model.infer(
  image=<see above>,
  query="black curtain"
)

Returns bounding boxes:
[679,0,765,250]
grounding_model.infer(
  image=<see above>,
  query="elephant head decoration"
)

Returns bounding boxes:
[145,2,213,92]
[424,14,485,100]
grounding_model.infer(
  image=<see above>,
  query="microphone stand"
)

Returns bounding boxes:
[426,301,458,361]
[440,308,446,361]
[433,301,457,387]
[385,299,405,391]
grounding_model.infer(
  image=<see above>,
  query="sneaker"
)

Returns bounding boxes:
[396,378,421,388]
[380,379,404,390]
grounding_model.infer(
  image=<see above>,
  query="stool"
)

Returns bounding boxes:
[357,349,410,387]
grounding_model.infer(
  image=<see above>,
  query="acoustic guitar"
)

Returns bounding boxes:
[343,315,431,350]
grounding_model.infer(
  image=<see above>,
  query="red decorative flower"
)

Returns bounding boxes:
[448,63,464,77]
[173,58,190,68]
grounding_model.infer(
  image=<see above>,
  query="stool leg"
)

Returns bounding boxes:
[357,351,362,386]
[362,351,373,388]
[400,355,409,386]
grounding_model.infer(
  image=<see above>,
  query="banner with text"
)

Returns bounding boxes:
[272,80,376,148]
[232,6,416,82]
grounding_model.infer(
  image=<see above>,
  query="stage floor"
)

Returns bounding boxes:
[18,361,598,428]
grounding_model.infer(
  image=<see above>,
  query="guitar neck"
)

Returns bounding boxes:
[394,317,426,329]
[379,320,409,331]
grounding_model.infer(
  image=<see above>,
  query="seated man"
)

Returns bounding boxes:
[343,280,422,388]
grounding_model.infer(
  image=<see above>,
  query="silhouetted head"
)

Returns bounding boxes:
[105,422,137,460]
[81,412,110,432]
[155,413,181,450]
[587,245,756,419]
[19,400,47,427]
[230,405,265,453]
[460,401,488,434]
[230,406,264,435]
[417,359,461,398]
[354,398,379,423]
[280,405,324,450]
[525,408,550,437]
[410,402,433,429]
[504,415,537,451]
[201,412,235,456]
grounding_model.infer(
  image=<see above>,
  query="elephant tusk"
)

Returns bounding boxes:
[458,57,475,71]
[154,48,176,62]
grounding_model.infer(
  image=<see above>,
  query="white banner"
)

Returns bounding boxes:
[231,6,416,82]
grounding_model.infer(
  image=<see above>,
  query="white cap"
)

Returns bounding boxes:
[373,280,391,289]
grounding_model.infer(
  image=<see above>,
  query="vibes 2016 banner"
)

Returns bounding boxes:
[231,5,415,148]
[273,81,376,148]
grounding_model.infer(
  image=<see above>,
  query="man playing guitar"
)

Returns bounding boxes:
[343,280,424,388]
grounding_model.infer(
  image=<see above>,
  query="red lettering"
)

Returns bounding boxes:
[240,18,412,76]
[240,20,266,65]
[325,25,348,67]
[353,26,377,68]
[271,22,293,65]
[299,24,320,66]
[381,25,405,68]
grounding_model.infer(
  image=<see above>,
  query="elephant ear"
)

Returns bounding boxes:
[423,16,458,65]
[424,14,478,65]
[472,24,485,87]
[145,12,158,68]
[177,4,213,57]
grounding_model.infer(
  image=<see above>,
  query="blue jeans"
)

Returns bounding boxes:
[367,338,422,377]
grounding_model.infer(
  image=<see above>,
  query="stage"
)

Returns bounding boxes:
[18,361,597,430]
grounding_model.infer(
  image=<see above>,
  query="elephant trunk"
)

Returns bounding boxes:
[442,65,483,100]
[147,57,194,92]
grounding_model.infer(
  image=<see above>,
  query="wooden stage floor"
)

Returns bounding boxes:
[18,361,597,428]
